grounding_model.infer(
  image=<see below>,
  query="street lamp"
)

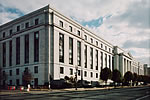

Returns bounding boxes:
[75,66,78,90]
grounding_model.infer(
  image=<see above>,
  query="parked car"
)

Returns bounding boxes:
[77,80,92,88]
[50,79,72,89]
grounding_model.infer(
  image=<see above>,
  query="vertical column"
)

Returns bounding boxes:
[12,38,16,66]
[0,43,1,67]
[110,55,112,71]
[98,50,101,72]
[81,41,84,81]
[29,32,34,64]
[20,35,24,65]
[127,60,129,71]
[123,58,126,75]
[6,41,9,67]
[64,34,68,64]
[87,46,90,70]
[114,55,119,70]
[93,48,95,70]
[73,39,77,67]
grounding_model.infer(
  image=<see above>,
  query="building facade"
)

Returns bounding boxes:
[0,5,144,86]
[144,64,150,76]
[113,46,144,76]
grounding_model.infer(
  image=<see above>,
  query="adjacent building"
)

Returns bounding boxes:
[0,5,144,86]
[144,64,150,76]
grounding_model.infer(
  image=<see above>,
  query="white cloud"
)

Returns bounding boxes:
[0,12,19,25]
[0,0,132,21]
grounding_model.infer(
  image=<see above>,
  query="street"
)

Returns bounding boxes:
[0,86,150,100]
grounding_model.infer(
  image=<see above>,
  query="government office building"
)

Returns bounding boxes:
[0,5,144,86]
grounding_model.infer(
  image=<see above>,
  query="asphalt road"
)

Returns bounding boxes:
[0,86,150,100]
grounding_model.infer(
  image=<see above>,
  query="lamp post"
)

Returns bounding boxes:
[75,66,78,90]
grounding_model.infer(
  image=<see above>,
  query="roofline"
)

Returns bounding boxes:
[0,4,113,47]
[0,5,49,29]
[48,5,114,47]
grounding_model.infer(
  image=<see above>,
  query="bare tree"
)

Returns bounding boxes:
[0,68,7,86]
[22,69,33,87]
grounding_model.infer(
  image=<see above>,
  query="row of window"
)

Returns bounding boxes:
[2,31,39,67]
[59,21,112,53]
[59,21,81,37]
[60,67,99,78]
[84,34,112,52]
[59,33,112,69]
[59,33,81,66]
[2,18,39,38]
[3,66,38,77]
[7,78,38,86]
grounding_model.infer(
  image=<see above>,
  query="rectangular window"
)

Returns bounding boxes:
[60,67,64,74]
[70,68,73,75]
[3,42,6,67]
[84,35,87,40]
[91,72,93,77]
[124,59,126,72]
[17,25,20,32]
[9,80,12,85]
[96,73,98,78]
[101,52,103,69]
[9,40,12,66]
[84,71,87,77]
[112,57,114,70]
[105,46,107,50]
[130,61,132,71]
[77,41,81,66]
[35,18,39,25]
[16,79,19,86]
[59,21,63,28]
[96,41,98,46]
[9,29,12,35]
[3,32,5,38]
[77,30,80,36]
[3,80,5,86]
[34,32,39,62]
[78,70,80,76]
[84,45,87,68]
[105,54,107,67]
[90,47,93,69]
[34,66,38,73]
[59,33,64,63]
[3,71,5,76]
[9,70,12,76]
[109,48,111,52]
[25,67,28,72]
[25,22,29,28]
[127,60,129,71]
[69,26,72,32]
[25,34,29,63]
[91,38,93,43]
[69,37,73,64]
[16,69,19,75]
[95,50,98,70]
[34,78,38,86]
[16,37,20,65]
[101,44,103,48]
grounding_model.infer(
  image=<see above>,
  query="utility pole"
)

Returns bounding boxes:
[75,66,78,90]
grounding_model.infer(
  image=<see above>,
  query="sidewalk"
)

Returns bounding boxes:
[0,87,111,95]
[0,85,149,95]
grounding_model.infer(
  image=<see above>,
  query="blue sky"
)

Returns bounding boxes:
[0,0,150,65]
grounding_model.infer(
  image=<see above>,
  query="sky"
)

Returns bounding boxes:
[0,0,150,66]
